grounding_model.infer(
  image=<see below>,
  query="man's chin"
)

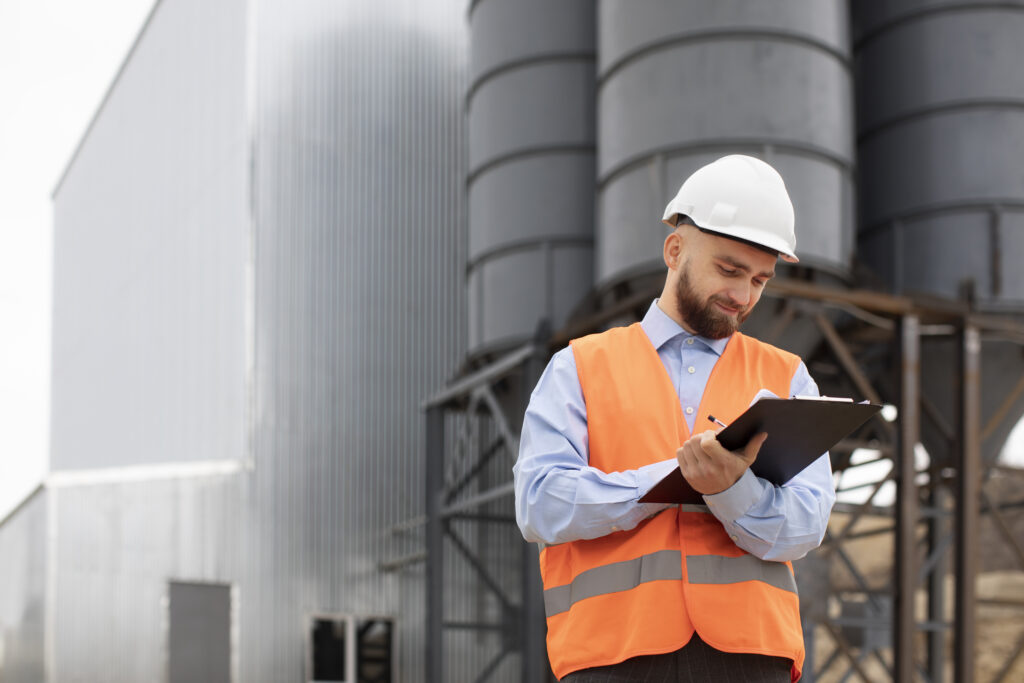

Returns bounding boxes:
[699,319,736,339]
[707,312,742,338]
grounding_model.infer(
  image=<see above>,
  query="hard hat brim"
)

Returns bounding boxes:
[662,213,799,263]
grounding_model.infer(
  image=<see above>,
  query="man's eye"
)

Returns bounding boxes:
[720,267,736,276]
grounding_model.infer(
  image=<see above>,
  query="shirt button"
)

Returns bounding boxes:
[611,525,619,532]
[685,338,694,345]
[685,407,694,415]
[687,366,696,374]
[730,535,738,542]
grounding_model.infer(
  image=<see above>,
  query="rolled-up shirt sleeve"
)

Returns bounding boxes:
[702,362,836,562]
[513,347,676,546]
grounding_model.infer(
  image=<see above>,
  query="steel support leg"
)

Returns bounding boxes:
[927,486,951,683]
[426,406,445,683]
[956,325,981,683]
[896,315,920,682]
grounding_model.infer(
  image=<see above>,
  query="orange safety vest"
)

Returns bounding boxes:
[540,322,806,681]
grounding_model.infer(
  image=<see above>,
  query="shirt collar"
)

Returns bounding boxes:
[641,299,730,356]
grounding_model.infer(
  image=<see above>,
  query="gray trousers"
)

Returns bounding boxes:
[560,633,792,683]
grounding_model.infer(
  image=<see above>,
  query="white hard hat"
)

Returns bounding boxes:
[662,154,799,263]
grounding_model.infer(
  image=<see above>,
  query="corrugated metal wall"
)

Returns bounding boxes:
[0,488,46,682]
[46,0,251,680]
[48,476,244,682]
[246,0,467,680]
[50,0,249,471]
[466,0,595,355]
[44,0,470,679]
[596,0,855,288]
[854,0,1024,305]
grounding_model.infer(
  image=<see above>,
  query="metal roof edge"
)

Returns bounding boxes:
[50,0,167,200]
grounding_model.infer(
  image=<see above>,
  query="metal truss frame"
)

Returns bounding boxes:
[419,341,550,683]
[760,279,1023,683]
[411,276,1024,683]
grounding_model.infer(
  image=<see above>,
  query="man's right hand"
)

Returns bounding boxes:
[676,430,767,495]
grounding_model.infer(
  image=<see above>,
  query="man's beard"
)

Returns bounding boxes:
[675,267,750,339]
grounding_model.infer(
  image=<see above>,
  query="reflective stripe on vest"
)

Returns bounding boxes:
[544,549,682,616]
[687,554,797,594]
[544,550,797,617]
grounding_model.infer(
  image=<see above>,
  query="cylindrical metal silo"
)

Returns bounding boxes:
[854,0,1024,307]
[854,0,1024,465]
[467,0,596,356]
[596,0,855,292]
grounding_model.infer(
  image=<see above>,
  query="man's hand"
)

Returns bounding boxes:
[676,430,768,495]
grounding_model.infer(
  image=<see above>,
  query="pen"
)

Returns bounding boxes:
[707,414,728,429]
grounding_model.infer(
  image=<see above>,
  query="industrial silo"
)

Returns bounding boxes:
[855,0,1024,305]
[452,4,599,679]
[596,0,855,297]
[849,5,1024,680]
[853,0,1024,464]
[467,0,596,356]
[591,6,857,677]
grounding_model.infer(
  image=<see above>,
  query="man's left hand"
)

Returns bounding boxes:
[676,430,768,495]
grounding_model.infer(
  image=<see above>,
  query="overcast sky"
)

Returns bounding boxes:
[0,0,155,518]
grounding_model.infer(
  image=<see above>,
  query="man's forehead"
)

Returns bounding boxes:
[688,222,780,262]
[705,229,777,275]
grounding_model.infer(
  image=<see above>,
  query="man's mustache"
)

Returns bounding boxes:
[708,295,748,317]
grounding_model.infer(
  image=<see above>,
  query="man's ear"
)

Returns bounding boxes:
[663,230,683,270]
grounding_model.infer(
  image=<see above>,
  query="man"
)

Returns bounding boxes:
[513,155,834,682]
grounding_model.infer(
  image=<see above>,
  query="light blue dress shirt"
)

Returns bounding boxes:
[513,300,835,561]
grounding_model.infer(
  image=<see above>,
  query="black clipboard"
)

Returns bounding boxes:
[639,397,882,504]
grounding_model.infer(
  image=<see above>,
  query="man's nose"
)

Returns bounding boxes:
[727,285,751,308]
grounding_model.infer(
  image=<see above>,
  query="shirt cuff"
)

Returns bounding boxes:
[635,459,679,498]
[634,462,675,516]
[703,469,766,521]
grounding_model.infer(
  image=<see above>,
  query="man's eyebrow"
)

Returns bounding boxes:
[716,255,775,280]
